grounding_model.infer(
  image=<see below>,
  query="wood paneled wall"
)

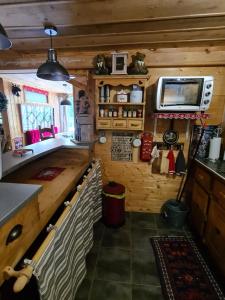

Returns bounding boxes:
[1,79,61,148]
[94,66,225,212]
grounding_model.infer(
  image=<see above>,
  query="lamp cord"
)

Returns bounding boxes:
[50,30,53,49]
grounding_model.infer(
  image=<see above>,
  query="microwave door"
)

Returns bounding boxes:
[161,79,203,108]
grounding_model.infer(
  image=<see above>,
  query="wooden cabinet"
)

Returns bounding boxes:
[192,163,225,279]
[93,75,149,131]
[191,181,209,237]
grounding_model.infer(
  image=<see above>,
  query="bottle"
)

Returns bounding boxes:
[132,110,137,118]
[128,109,132,118]
[100,86,105,102]
[105,85,110,102]
[137,109,142,118]
[118,106,123,118]
[104,108,108,117]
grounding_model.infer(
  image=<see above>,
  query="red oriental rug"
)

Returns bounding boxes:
[151,236,225,300]
[32,167,65,181]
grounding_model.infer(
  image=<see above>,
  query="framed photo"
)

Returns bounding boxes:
[111,52,128,75]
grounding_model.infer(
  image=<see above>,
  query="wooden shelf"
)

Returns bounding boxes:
[94,75,148,131]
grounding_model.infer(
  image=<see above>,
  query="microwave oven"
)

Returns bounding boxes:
[155,76,213,112]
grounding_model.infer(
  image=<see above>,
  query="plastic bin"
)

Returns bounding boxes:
[102,181,125,227]
[161,199,189,228]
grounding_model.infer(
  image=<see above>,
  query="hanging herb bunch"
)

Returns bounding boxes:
[0,92,8,112]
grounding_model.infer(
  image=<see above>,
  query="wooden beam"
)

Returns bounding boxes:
[1,0,225,28]
[6,15,225,39]
[9,27,225,51]
[69,79,87,91]
[1,47,225,70]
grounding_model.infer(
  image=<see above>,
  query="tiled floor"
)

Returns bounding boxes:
[75,212,191,300]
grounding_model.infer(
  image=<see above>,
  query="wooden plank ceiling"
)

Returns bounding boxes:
[1,0,225,70]
[0,0,225,51]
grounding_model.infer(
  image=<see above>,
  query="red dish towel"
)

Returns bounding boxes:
[167,150,175,174]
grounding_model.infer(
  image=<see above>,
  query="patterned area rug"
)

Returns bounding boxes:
[32,167,65,181]
[151,236,225,300]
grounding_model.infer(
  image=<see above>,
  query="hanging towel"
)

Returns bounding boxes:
[167,149,175,174]
[150,145,160,164]
[175,149,186,175]
[34,161,102,300]
[160,150,169,174]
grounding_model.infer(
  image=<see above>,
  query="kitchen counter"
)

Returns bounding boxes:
[196,158,225,181]
[2,136,90,177]
[0,182,42,227]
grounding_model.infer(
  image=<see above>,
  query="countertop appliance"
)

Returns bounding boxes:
[155,76,213,112]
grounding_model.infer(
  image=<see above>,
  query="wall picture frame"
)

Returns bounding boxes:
[111,52,128,75]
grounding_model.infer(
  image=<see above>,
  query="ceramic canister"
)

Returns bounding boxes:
[130,90,143,103]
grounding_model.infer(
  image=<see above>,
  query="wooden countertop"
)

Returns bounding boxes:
[195,158,225,181]
[2,148,90,230]
[2,137,89,177]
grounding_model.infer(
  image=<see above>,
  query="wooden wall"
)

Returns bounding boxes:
[1,78,61,148]
[94,66,225,212]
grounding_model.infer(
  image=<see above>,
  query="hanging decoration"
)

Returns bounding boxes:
[12,84,21,97]
[0,91,8,112]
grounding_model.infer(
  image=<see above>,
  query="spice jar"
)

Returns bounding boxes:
[137,109,142,118]
[104,108,108,117]
[132,110,137,118]
[113,109,118,117]
[123,109,127,118]
[108,107,113,117]
[128,109,132,118]
[100,108,104,117]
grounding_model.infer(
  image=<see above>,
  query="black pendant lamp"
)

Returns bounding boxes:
[37,26,70,81]
[0,24,12,50]
[60,97,71,106]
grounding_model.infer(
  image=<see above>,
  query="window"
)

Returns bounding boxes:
[23,85,48,104]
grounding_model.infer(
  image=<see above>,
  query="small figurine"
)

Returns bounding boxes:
[128,52,148,75]
[93,54,109,75]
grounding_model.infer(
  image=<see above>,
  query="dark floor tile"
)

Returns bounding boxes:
[93,220,105,246]
[122,212,131,230]
[132,284,163,300]
[155,214,185,231]
[132,228,158,250]
[90,280,131,300]
[86,246,98,279]
[132,250,160,285]
[131,212,157,229]
[96,247,131,283]
[102,227,131,249]
[75,278,92,300]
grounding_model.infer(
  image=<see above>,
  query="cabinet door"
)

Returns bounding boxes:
[191,181,209,237]
[195,166,211,192]
[212,179,225,211]
[205,200,225,277]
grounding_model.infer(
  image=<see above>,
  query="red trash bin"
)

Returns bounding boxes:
[102,181,125,227]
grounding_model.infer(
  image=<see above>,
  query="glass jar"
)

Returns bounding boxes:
[137,109,142,118]
[123,109,127,118]
[99,108,104,117]
[113,109,118,117]
[132,110,137,118]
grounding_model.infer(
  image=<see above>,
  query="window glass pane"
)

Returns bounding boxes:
[25,90,48,103]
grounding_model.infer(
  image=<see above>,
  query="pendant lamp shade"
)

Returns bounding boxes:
[0,24,12,50]
[36,26,70,81]
[37,49,70,81]
[61,98,71,106]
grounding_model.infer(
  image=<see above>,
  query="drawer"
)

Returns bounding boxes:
[195,166,211,192]
[127,119,143,130]
[97,119,111,128]
[112,119,127,128]
[192,181,209,216]
[0,197,40,284]
[212,179,225,211]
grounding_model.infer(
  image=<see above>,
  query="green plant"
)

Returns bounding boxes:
[0,92,8,112]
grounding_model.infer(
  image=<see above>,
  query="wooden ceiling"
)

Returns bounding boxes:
[1,0,225,51]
